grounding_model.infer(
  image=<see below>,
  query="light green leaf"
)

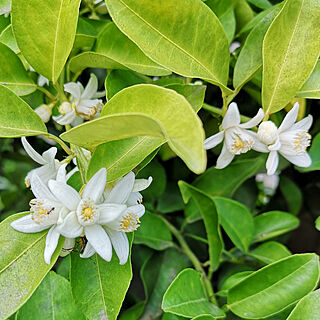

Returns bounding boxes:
[70,234,133,320]
[73,17,97,50]
[61,84,206,174]
[69,22,170,76]
[0,213,64,319]
[262,0,320,114]
[297,60,320,99]
[234,0,255,32]
[249,241,291,265]
[218,271,253,297]
[134,212,173,250]
[178,182,223,272]
[279,176,302,215]
[162,268,225,318]
[253,211,299,242]
[213,197,254,252]
[228,254,320,319]
[315,216,320,232]
[0,84,47,137]
[12,0,81,82]
[247,0,272,9]
[0,42,36,96]
[16,271,85,320]
[299,132,320,172]
[0,25,19,53]
[287,289,320,319]
[86,136,164,182]
[106,0,231,93]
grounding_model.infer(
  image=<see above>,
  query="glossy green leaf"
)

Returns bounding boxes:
[249,241,291,265]
[253,211,299,242]
[0,213,64,319]
[87,136,164,182]
[247,0,272,9]
[16,271,85,320]
[12,0,81,82]
[0,84,47,137]
[0,25,19,53]
[70,234,133,320]
[234,0,255,32]
[119,302,146,320]
[178,182,223,271]
[73,17,97,50]
[0,43,36,96]
[192,315,220,320]
[287,289,320,319]
[233,4,281,89]
[297,60,320,99]
[262,0,320,114]
[134,211,173,250]
[162,268,225,318]
[218,271,253,297]
[69,22,169,76]
[56,255,70,280]
[228,254,320,319]
[106,0,231,93]
[279,176,302,215]
[299,132,320,172]
[315,216,320,232]
[162,313,185,320]
[157,182,185,214]
[214,197,254,252]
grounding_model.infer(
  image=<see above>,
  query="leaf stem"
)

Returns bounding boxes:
[45,133,73,155]
[53,82,68,101]
[36,86,57,102]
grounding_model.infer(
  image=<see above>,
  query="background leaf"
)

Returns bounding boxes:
[296,60,320,99]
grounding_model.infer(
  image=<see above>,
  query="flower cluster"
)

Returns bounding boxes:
[11,138,152,265]
[204,102,312,175]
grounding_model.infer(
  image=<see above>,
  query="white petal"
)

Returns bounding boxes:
[21,137,47,165]
[216,142,234,169]
[204,131,224,150]
[291,115,313,131]
[98,204,127,224]
[56,163,68,183]
[31,174,56,201]
[85,225,112,262]
[247,132,269,152]
[64,82,82,101]
[106,229,129,265]
[70,116,84,127]
[80,242,96,258]
[281,152,312,168]
[53,111,77,125]
[55,211,83,238]
[10,215,49,233]
[106,171,135,204]
[81,74,98,100]
[92,90,106,99]
[222,102,241,130]
[48,180,80,211]
[126,192,142,206]
[41,147,57,164]
[44,226,60,265]
[239,108,264,129]
[266,151,279,175]
[83,168,107,203]
[278,102,299,133]
[268,138,281,151]
[132,176,153,192]
[128,204,145,218]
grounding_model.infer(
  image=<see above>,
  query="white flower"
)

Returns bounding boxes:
[0,0,11,17]
[34,104,52,123]
[256,172,280,196]
[29,66,49,87]
[53,73,105,126]
[22,137,60,187]
[257,103,312,175]
[204,102,265,169]
[10,171,70,264]
[48,168,129,262]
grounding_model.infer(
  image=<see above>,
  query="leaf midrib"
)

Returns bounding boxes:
[165,297,206,310]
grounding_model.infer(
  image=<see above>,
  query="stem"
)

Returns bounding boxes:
[53,83,68,101]
[45,133,73,155]
[72,145,89,184]
[71,71,82,83]
[185,77,192,84]
[160,216,218,305]
[36,86,57,102]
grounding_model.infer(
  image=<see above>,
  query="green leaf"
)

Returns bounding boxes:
[234,0,255,32]
[73,17,97,50]
[119,302,146,320]
[134,211,173,250]
[0,43,36,96]
[218,271,253,297]
[70,234,133,320]
[279,176,302,215]
[0,213,64,319]
[106,0,231,93]
[249,241,291,265]
[56,255,70,280]
[287,289,320,319]
[87,136,164,182]
[253,211,299,242]
[178,182,223,272]
[315,216,320,232]
[69,22,170,76]
[16,271,85,320]
[297,60,320,99]
[247,0,272,9]
[0,84,47,137]
[12,0,81,82]
[162,268,225,318]
[228,254,320,319]
[61,84,206,174]
[157,182,185,214]
[299,132,320,172]
[233,4,281,89]
[0,25,19,54]
[213,197,254,252]
[262,0,320,114]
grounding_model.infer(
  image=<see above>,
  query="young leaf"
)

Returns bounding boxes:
[228,254,320,319]
[12,0,81,82]
[296,60,320,99]
[253,211,300,242]
[0,42,36,96]
[162,268,225,318]
[70,234,133,320]
[0,25,19,53]
[279,176,302,215]
[16,271,85,320]
[0,84,47,137]
[0,213,64,319]
[105,0,231,93]
[218,271,254,297]
[262,0,320,114]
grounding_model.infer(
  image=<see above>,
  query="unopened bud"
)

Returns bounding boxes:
[58,102,73,115]
[35,104,52,123]
[257,121,279,145]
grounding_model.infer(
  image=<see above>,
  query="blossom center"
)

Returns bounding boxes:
[30,199,57,225]
[120,212,140,232]
[77,199,98,226]
[58,102,74,115]
[231,136,253,155]
[294,131,311,154]
[258,121,279,145]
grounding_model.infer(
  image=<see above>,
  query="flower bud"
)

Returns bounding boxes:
[34,104,52,123]
[58,102,73,115]
[257,121,279,145]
